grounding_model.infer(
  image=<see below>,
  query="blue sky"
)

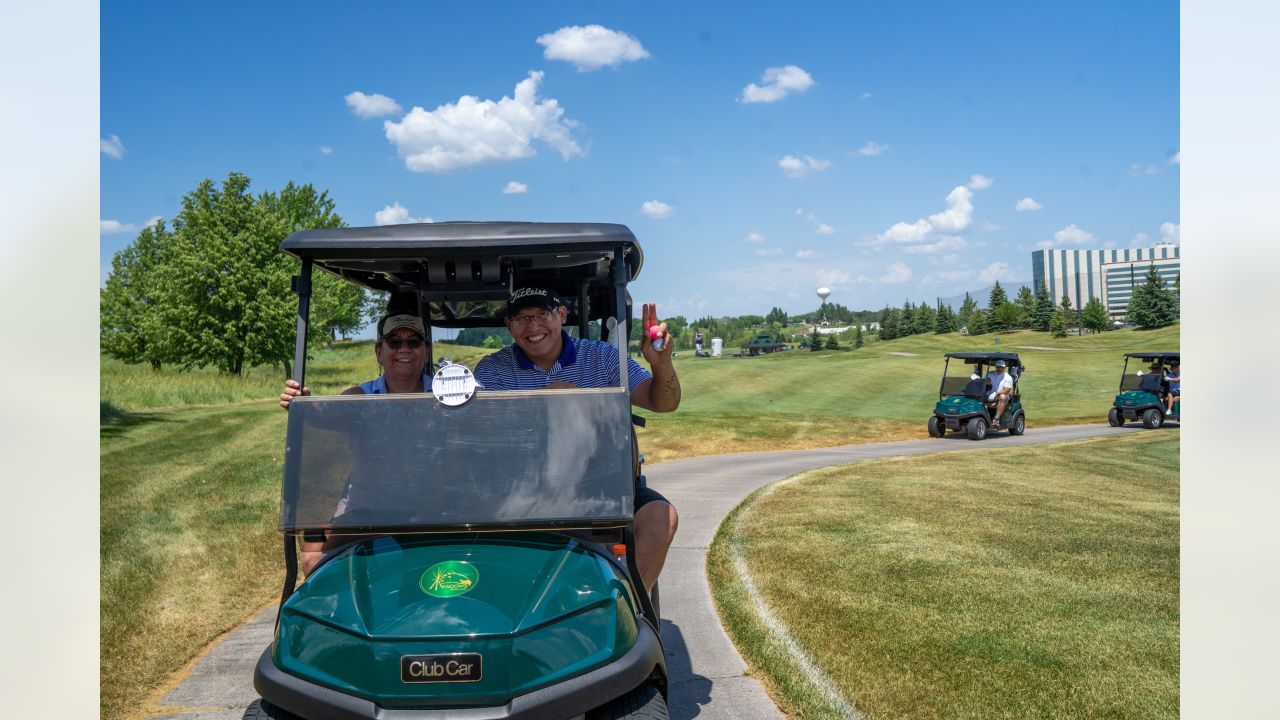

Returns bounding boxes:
[101,1,1179,322]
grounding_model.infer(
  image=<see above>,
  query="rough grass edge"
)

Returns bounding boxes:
[708,470,865,720]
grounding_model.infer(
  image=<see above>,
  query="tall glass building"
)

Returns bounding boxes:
[1031,245,1179,319]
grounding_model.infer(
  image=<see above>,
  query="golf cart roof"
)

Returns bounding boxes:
[1123,352,1180,361]
[281,222,643,328]
[944,352,1022,366]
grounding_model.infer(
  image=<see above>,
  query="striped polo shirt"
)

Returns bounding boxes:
[474,331,650,393]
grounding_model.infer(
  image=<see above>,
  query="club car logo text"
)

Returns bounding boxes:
[420,561,478,598]
[401,653,482,683]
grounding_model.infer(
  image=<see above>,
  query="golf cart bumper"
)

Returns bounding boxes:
[254,619,665,720]
[935,411,983,431]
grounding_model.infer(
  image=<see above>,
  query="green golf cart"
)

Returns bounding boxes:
[1108,351,1180,429]
[246,223,668,719]
[928,352,1026,440]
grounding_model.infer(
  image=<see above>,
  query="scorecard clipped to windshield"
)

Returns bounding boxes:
[280,389,634,533]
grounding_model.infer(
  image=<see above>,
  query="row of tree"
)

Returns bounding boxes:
[100,173,371,375]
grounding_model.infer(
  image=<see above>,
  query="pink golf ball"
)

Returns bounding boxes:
[648,326,661,340]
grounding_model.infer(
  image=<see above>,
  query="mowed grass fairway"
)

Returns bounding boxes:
[634,324,1178,463]
[100,325,1176,719]
[708,431,1179,719]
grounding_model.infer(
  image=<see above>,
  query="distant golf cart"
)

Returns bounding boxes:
[1108,351,1180,428]
[928,352,1026,440]
[246,223,668,719]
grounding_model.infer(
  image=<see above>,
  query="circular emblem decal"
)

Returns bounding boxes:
[421,561,478,598]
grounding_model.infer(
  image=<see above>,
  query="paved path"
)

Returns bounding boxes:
[151,423,1141,720]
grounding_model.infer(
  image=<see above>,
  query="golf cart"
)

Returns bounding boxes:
[1108,351,1180,428]
[246,223,667,719]
[928,352,1026,440]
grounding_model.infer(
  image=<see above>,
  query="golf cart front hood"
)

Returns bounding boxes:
[289,533,630,638]
[1114,390,1160,409]
[273,532,641,707]
[936,396,983,416]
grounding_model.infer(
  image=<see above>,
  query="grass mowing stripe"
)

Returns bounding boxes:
[730,471,863,719]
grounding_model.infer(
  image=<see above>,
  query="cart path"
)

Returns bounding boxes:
[150,423,1145,720]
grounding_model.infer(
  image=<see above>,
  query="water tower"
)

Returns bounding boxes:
[816,287,831,325]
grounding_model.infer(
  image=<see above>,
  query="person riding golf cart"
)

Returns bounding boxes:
[1108,351,1180,428]
[928,352,1026,440]
[247,223,669,720]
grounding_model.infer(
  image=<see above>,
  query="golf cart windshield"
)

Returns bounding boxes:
[280,389,635,533]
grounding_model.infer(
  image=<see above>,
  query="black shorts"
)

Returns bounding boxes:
[635,481,669,511]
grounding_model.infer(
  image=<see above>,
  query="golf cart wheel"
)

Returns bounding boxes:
[243,699,299,720]
[1108,407,1124,427]
[928,416,945,438]
[587,683,669,720]
[1008,412,1026,436]
[1141,408,1164,429]
[966,417,988,441]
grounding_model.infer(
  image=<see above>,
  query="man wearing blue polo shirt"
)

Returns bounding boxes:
[476,287,681,592]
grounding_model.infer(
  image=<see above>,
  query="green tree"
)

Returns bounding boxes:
[1032,284,1054,331]
[1080,297,1110,333]
[990,302,1025,333]
[1014,286,1036,328]
[957,293,977,331]
[261,182,365,348]
[880,308,901,340]
[765,306,789,326]
[900,300,916,336]
[935,301,957,334]
[853,324,864,349]
[1049,310,1070,338]
[809,329,823,351]
[913,302,936,334]
[988,280,1009,311]
[967,308,988,336]
[825,333,839,350]
[1059,295,1075,333]
[1127,265,1179,329]
[101,220,173,369]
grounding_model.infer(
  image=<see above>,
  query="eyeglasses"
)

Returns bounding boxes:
[509,310,554,329]
[383,337,425,350]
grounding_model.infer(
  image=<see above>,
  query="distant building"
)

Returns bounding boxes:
[1032,244,1180,319]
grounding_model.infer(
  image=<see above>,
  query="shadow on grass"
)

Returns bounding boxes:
[100,401,173,439]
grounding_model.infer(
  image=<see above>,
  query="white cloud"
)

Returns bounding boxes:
[881,219,932,243]
[502,181,528,194]
[1160,222,1180,244]
[345,91,403,118]
[852,141,888,157]
[100,219,134,234]
[967,174,993,190]
[101,134,125,159]
[1132,232,1151,247]
[536,25,650,71]
[1128,162,1159,176]
[1169,151,1180,165]
[881,261,913,284]
[740,65,815,103]
[374,202,432,225]
[902,236,967,254]
[982,221,1003,231]
[745,231,766,244]
[922,268,974,285]
[1037,223,1097,249]
[816,223,836,236]
[755,247,783,256]
[859,91,873,100]
[1015,197,1043,212]
[383,72,582,173]
[319,146,333,155]
[641,200,674,219]
[927,186,975,232]
[817,269,852,286]
[979,262,1017,284]
[779,154,830,178]
[796,249,816,258]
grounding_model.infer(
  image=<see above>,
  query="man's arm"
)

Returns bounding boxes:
[632,304,680,412]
